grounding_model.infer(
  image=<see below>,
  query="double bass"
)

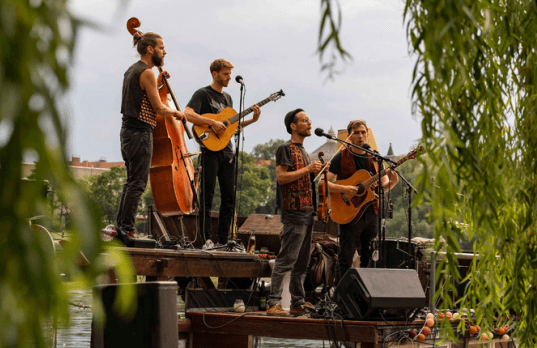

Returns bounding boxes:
[127,18,199,216]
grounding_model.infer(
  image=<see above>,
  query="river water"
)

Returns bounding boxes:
[54,290,329,348]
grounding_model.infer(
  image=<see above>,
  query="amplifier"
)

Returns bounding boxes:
[334,268,426,320]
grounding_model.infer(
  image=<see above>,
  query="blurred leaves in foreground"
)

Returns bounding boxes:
[404,0,537,345]
[317,0,537,345]
[0,1,134,347]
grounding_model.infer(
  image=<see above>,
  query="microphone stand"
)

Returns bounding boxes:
[230,83,245,240]
[320,134,396,268]
[377,154,386,268]
[393,168,418,268]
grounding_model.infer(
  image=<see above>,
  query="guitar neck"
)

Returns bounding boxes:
[228,96,274,124]
[362,153,413,189]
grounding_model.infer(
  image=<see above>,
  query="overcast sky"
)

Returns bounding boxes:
[66,0,420,163]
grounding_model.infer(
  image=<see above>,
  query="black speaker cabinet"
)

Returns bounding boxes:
[91,281,178,348]
[334,268,426,320]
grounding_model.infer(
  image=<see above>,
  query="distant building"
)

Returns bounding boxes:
[386,142,398,161]
[21,156,125,180]
[254,159,272,167]
[69,156,125,169]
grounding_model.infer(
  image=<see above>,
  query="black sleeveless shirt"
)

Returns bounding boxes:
[120,61,156,131]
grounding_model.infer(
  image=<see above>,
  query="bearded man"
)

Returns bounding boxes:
[185,59,261,248]
[267,109,321,316]
[115,32,184,246]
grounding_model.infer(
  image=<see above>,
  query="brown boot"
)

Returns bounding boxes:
[289,302,315,315]
[267,304,289,317]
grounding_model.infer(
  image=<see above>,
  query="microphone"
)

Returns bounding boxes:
[314,128,335,139]
[235,75,245,85]
[362,144,371,149]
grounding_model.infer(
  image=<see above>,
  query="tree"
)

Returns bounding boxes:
[251,139,285,214]
[81,166,154,232]
[319,0,537,345]
[208,152,273,217]
[252,139,285,160]
[403,1,537,345]
[84,166,127,224]
[0,3,134,347]
[235,152,273,216]
[385,158,435,240]
[203,140,284,218]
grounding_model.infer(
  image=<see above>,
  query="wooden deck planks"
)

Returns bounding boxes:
[187,310,379,343]
[127,248,272,278]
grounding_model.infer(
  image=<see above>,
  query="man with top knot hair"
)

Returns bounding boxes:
[115,32,184,246]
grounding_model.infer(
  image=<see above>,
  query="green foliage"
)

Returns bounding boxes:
[209,151,273,217]
[80,166,153,228]
[385,157,435,240]
[404,0,537,344]
[0,2,135,347]
[252,139,284,160]
[251,139,284,214]
[84,166,126,224]
[236,153,273,216]
[141,185,155,214]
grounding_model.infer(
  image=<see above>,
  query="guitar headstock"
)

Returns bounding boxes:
[270,89,285,102]
[406,145,424,160]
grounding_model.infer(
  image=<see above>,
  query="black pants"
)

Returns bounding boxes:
[116,127,153,232]
[338,206,378,278]
[199,150,235,244]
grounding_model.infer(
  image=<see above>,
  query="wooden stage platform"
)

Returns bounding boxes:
[180,310,516,348]
[127,247,272,280]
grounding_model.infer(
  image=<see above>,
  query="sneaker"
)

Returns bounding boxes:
[267,304,289,317]
[127,229,138,239]
[202,239,214,250]
[100,224,117,242]
[289,302,315,315]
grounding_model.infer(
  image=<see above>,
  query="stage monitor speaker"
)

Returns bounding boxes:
[334,268,426,320]
[91,282,178,348]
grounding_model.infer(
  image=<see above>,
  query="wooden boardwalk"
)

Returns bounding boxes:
[181,310,516,348]
[128,248,272,279]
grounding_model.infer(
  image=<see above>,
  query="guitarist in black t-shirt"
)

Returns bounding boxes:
[185,59,261,247]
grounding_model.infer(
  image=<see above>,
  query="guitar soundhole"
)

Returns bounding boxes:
[351,185,366,207]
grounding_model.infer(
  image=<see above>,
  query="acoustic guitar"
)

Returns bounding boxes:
[192,90,285,151]
[330,146,423,225]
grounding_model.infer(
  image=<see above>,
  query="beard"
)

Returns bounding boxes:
[152,51,163,67]
[216,76,228,87]
[299,129,311,137]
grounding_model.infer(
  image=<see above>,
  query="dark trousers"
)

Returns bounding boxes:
[338,206,378,278]
[199,150,235,244]
[116,127,153,232]
[268,223,313,307]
